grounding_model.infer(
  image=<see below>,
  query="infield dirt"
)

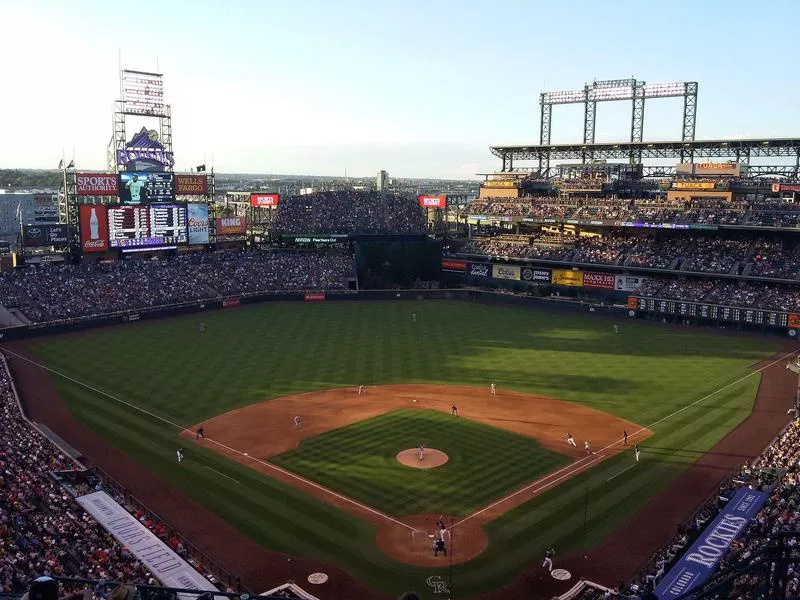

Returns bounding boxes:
[185,384,649,566]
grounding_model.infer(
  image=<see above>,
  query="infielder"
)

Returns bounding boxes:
[490,383,496,396]
[358,385,365,395]
[196,426,205,440]
[451,405,458,416]
[566,433,577,447]
[176,448,184,463]
[294,415,302,429]
[623,430,628,446]
[542,547,555,571]
[419,442,425,461]
[584,440,591,455]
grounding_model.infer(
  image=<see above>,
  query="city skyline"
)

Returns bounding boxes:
[2,0,799,179]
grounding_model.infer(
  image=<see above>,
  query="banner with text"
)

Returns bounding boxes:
[492,264,521,280]
[441,259,467,272]
[552,269,583,287]
[76,492,219,597]
[582,272,616,290]
[174,174,209,195]
[76,173,119,196]
[79,205,109,253]
[521,267,551,283]
[468,263,491,278]
[654,488,767,599]
[251,193,280,207]
[23,224,69,247]
[187,203,210,245]
[616,275,648,292]
[215,216,247,235]
[418,195,447,208]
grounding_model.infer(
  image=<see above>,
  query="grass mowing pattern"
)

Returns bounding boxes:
[28,301,780,596]
[271,409,569,516]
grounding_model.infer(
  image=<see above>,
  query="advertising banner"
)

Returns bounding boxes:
[23,224,69,247]
[672,181,715,190]
[582,272,616,290]
[304,292,325,301]
[418,195,447,208]
[654,488,767,599]
[788,314,800,329]
[772,183,800,193]
[215,216,247,235]
[627,296,638,310]
[521,267,551,283]
[492,264,521,280]
[552,269,583,287]
[468,263,491,278]
[676,162,740,176]
[187,203,210,245]
[76,492,219,596]
[441,259,467,272]
[222,297,240,308]
[174,174,209,195]
[251,193,280,207]
[79,205,109,253]
[76,173,119,196]
[615,275,647,292]
[0,241,10,254]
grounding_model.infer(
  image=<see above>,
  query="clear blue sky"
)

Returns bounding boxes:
[2,0,798,179]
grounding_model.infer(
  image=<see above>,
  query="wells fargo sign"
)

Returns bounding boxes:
[174,174,208,195]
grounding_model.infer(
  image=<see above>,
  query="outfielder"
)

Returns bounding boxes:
[566,433,577,447]
[176,448,184,463]
[199,322,205,334]
[634,444,640,462]
[613,324,619,334]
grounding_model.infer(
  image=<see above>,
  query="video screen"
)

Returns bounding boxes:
[118,172,175,204]
[108,204,187,248]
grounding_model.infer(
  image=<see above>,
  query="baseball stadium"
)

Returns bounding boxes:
[3,61,800,600]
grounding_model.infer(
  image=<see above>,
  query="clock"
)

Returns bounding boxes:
[147,129,159,141]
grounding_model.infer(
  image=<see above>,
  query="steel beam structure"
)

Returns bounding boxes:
[641,164,800,178]
[491,138,800,162]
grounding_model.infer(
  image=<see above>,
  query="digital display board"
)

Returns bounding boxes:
[108,205,187,248]
[251,193,280,207]
[118,172,175,204]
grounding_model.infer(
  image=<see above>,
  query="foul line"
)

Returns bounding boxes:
[606,463,637,482]
[204,466,240,485]
[456,348,798,527]
[2,348,415,532]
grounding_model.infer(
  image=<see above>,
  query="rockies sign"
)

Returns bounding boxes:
[522,267,551,283]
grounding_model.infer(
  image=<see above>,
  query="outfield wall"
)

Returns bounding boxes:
[0,287,794,341]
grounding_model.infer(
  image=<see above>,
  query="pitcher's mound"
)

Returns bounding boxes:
[396,448,448,469]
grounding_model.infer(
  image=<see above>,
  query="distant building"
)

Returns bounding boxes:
[376,170,388,191]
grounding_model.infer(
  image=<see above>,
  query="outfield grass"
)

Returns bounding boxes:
[27,301,780,596]
[271,409,569,516]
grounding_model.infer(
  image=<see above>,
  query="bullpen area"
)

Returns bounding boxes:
[6,300,784,598]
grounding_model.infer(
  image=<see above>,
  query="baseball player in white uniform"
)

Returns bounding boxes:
[176,448,184,463]
[294,415,302,429]
[635,444,641,462]
[490,383,496,396]
[358,385,365,395]
[584,440,591,455]
[542,547,555,571]
[418,442,425,461]
[566,433,577,447]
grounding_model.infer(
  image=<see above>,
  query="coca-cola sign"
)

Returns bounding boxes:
[79,205,109,253]
[76,173,119,196]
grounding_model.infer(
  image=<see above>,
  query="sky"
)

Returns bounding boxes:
[1,0,799,179]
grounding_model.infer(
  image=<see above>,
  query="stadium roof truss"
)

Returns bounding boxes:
[490,138,800,177]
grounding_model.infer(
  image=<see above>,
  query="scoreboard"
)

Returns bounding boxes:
[108,205,187,248]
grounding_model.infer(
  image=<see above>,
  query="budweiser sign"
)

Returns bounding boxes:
[76,173,118,196]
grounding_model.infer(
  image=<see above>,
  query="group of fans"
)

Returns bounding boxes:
[627,418,800,599]
[464,196,800,228]
[0,250,355,324]
[273,190,427,235]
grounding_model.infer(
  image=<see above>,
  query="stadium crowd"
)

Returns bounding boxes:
[0,363,152,593]
[626,417,800,599]
[0,250,355,323]
[273,190,426,235]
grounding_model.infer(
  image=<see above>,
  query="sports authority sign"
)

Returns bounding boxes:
[79,205,109,252]
[76,173,118,196]
[654,488,767,599]
[174,174,209,195]
[251,193,280,207]
[582,272,616,290]
[418,195,447,208]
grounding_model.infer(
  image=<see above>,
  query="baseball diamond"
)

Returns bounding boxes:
[10,299,782,597]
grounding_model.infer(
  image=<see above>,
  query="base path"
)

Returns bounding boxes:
[187,384,649,566]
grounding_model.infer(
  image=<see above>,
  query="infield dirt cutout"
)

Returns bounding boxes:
[185,384,651,566]
[396,448,449,469]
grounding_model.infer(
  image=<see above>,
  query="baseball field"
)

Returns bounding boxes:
[16,300,783,597]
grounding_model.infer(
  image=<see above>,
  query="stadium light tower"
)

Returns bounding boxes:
[537,78,698,174]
